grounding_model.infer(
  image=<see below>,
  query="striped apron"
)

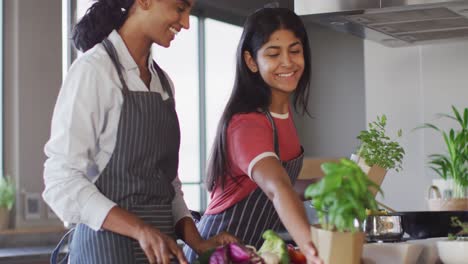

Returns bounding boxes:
[52,38,180,264]
[184,111,304,262]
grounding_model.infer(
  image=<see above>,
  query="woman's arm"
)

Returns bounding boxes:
[42,59,117,231]
[175,217,239,254]
[251,156,322,263]
[172,174,239,254]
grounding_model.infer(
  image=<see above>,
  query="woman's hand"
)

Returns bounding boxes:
[135,224,188,264]
[195,231,240,254]
[300,241,323,264]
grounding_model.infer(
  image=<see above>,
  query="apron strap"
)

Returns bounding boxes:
[102,38,130,94]
[152,61,174,98]
[50,227,75,264]
[102,38,173,99]
[264,111,280,157]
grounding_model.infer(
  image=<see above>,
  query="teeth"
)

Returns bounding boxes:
[169,27,178,35]
[277,72,294,77]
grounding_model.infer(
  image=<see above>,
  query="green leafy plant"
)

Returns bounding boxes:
[304,159,381,233]
[0,177,15,210]
[356,115,405,172]
[418,106,468,198]
[448,217,468,241]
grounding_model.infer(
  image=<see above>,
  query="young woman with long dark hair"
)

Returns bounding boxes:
[184,7,322,264]
[43,1,237,263]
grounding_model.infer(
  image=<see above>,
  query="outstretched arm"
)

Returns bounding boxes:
[252,157,322,264]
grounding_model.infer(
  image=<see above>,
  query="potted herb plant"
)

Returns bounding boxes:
[0,176,15,230]
[305,159,381,264]
[351,115,405,195]
[419,106,468,210]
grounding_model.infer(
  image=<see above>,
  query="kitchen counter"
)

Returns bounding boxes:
[362,237,445,264]
[0,227,67,264]
[0,246,61,264]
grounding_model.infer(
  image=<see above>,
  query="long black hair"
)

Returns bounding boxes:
[205,7,312,191]
[72,0,135,52]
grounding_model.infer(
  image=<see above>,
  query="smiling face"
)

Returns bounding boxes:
[139,0,194,47]
[244,29,305,96]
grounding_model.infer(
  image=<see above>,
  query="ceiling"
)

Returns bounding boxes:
[192,0,294,26]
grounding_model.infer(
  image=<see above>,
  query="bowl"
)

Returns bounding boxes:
[437,240,468,264]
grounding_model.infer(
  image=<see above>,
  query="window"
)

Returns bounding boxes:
[205,19,242,154]
[0,0,3,174]
[66,1,242,212]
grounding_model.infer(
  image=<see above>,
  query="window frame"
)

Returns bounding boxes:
[0,0,3,174]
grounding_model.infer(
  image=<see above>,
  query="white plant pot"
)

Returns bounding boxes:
[437,240,468,264]
[431,179,468,199]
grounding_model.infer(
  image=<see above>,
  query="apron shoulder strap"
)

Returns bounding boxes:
[152,61,174,99]
[264,111,280,158]
[102,38,129,94]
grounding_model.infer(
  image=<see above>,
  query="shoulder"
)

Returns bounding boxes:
[63,44,117,92]
[228,112,271,132]
[66,45,108,77]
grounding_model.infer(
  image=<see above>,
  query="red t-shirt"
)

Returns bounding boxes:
[204,111,301,215]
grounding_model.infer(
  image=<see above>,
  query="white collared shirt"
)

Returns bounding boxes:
[43,30,191,231]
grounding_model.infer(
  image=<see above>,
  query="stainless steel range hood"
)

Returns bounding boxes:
[295,0,468,47]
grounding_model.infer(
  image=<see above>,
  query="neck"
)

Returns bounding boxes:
[269,92,290,114]
[118,22,151,69]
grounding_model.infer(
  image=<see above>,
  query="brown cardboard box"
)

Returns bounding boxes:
[355,156,387,196]
[298,158,341,180]
[311,225,365,264]
[295,158,340,199]
[297,156,387,197]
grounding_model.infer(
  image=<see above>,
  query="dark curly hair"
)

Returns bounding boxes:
[72,0,135,52]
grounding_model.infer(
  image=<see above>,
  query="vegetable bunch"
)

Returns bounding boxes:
[194,243,263,264]
[305,159,381,232]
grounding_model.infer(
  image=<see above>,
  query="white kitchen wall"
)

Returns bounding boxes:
[294,22,366,158]
[364,40,468,211]
[296,20,467,211]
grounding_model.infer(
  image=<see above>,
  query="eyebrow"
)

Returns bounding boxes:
[265,41,302,50]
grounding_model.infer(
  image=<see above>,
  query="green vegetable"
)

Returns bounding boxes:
[305,159,381,232]
[258,230,289,264]
[193,248,215,264]
[356,115,405,172]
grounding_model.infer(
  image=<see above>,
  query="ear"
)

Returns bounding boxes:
[243,51,258,73]
[135,0,151,10]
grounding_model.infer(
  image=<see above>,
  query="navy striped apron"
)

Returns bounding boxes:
[184,111,304,262]
[51,38,180,264]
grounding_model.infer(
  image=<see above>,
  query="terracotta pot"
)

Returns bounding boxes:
[0,207,9,230]
[310,225,365,264]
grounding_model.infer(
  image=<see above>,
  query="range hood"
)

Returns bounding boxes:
[295,0,468,47]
